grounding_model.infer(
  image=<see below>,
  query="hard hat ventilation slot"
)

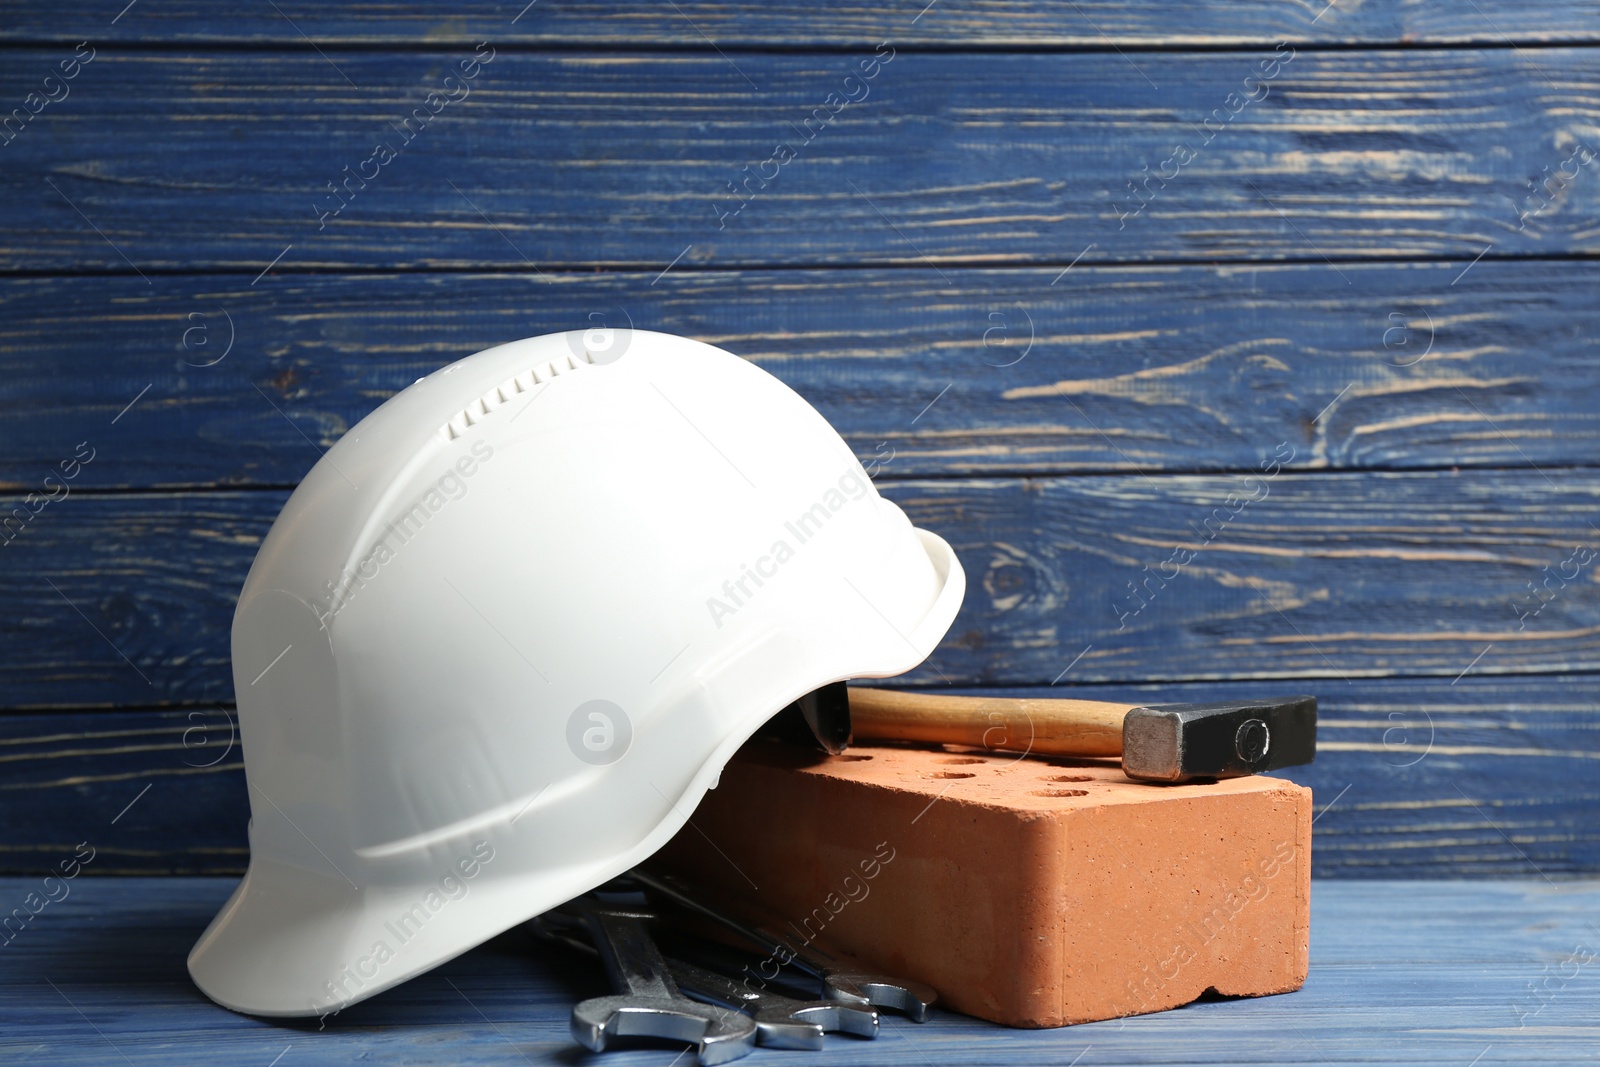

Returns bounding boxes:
[439,358,593,441]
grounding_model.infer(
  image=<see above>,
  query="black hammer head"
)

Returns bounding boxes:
[1121,695,1316,783]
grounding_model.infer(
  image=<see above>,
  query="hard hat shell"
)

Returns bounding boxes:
[187,329,964,1018]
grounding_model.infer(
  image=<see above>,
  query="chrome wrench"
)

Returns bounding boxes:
[667,956,879,1049]
[631,869,937,1022]
[565,903,756,1065]
[535,906,878,1049]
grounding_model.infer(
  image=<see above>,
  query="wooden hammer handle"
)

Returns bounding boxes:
[847,687,1134,758]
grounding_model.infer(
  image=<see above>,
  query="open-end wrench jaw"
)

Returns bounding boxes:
[819,970,938,1023]
[783,1000,880,1040]
[567,906,757,1065]
[570,994,755,1064]
[667,957,879,1050]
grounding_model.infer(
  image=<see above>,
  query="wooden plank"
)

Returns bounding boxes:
[0,492,252,710]
[0,710,245,876]
[0,877,1596,1063]
[1,671,1597,876]
[4,2,1599,47]
[4,49,1599,270]
[5,263,1600,488]
[4,471,1599,707]
[900,469,1600,685]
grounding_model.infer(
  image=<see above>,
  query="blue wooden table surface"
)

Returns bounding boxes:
[1,876,1596,1066]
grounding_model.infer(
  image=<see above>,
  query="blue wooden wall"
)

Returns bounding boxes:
[2,2,1596,878]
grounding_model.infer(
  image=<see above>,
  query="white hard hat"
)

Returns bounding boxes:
[188,329,964,1017]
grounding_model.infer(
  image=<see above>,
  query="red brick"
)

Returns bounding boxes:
[656,739,1311,1027]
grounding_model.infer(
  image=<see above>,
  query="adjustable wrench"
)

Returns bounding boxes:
[632,869,938,1022]
[667,956,879,1049]
[565,903,756,1065]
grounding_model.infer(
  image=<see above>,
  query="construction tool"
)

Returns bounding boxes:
[535,902,879,1050]
[667,957,879,1049]
[840,685,1316,783]
[631,869,938,1021]
[564,901,757,1065]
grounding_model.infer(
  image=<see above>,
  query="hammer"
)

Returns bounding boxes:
[788,684,1315,783]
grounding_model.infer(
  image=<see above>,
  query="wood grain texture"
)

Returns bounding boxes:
[0,710,245,875]
[0,876,1596,1063]
[5,262,1600,488]
[902,469,1600,686]
[4,1,1600,47]
[5,49,1600,271]
[3,673,1595,877]
[0,493,250,709]
[847,685,1131,755]
[0,0,1594,898]
[5,472,1597,707]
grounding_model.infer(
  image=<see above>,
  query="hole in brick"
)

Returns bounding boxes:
[938,757,986,765]
[1030,788,1089,798]
[1044,774,1093,783]
[928,771,977,780]
[832,754,873,762]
